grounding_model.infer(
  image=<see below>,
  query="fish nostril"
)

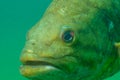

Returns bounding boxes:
[32,42,35,45]
[29,39,36,46]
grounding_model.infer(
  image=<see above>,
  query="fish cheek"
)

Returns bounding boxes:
[70,28,105,74]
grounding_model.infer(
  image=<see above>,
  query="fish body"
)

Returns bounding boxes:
[20,0,120,80]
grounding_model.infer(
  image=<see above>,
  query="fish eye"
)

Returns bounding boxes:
[62,30,74,43]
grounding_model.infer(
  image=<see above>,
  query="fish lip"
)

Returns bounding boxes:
[20,61,63,78]
[20,55,73,72]
[23,61,55,66]
[21,60,61,70]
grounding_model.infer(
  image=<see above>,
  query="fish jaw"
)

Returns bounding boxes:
[20,51,79,80]
[20,56,67,80]
[20,65,65,79]
[19,53,63,78]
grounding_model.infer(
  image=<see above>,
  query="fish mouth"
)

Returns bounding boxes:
[20,54,75,77]
[20,60,63,77]
[23,61,57,67]
[21,60,61,69]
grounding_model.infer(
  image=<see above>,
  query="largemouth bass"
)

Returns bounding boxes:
[20,0,120,80]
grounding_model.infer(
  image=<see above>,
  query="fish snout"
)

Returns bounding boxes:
[20,49,37,64]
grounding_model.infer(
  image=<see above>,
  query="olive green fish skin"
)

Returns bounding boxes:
[20,0,120,80]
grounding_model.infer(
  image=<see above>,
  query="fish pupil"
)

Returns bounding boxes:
[62,31,74,43]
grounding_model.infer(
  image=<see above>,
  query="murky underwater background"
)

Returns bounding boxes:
[0,0,120,80]
[0,0,51,80]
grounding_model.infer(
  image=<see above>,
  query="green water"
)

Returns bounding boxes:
[0,0,51,80]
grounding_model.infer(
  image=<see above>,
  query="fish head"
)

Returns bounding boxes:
[20,0,120,80]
